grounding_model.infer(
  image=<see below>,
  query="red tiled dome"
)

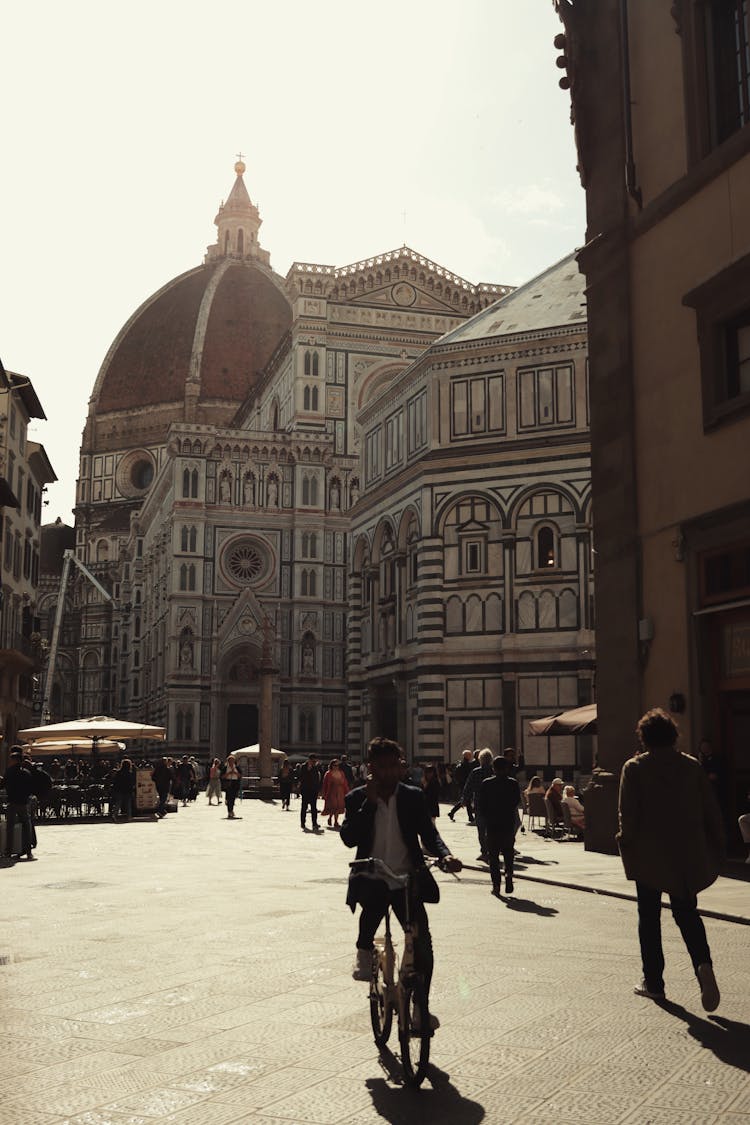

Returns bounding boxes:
[93,260,292,415]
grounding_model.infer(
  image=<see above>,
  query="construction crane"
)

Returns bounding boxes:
[40,549,116,722]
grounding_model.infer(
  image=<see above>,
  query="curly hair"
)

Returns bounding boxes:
[636,707,678,750]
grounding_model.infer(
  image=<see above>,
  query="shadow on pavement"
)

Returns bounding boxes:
[501,896,559,917]
[515,855,559,867]
[657,1001,750,1074]
[366,1048,485,1122]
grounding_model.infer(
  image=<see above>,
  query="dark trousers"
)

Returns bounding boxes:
[487,827,516,889]
[356,880,434,996]
[475,812,488,856]
[156,786,170,817]
[300,794,318,828]
[636,881,712,992]
[225,781,240,815]
[279,783,291,810]
[5,802,33,855]
[449,796,475,821]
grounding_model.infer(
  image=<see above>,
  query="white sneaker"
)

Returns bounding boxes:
[633,981,665,1000]
[352,949,373,981]
[697,962,720,1012]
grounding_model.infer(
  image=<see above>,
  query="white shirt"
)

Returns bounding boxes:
[370,791,412,889]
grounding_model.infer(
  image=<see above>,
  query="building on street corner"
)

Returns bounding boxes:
[554,0,750,851]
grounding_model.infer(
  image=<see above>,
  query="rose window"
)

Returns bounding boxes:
[226,542,264,583]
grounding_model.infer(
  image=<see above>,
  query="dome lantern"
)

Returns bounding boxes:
[206,155,270,266]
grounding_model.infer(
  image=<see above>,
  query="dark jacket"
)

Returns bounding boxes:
[111,766,135,795]
[151,761,173,791]
[617,747,725,897]
[298,763,321,798]
[3,762,35,804]
[479,775,521,836]
[463,763,493,808]
[341,782,450,910]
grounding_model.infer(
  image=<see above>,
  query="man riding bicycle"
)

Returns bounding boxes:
[341,737,462,1023]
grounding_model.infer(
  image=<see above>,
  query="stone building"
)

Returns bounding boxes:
[345,254,593,767]
[554,1,750,849]
[43,160,593,768]
[0,365,56,766]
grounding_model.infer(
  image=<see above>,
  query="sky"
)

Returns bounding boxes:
[1,0,585,523]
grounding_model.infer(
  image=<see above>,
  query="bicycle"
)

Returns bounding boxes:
[349,856,447,1087]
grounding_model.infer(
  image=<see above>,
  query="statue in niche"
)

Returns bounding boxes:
[267,478,279,508]
[219,474,231,502]
[350,480,360,507]
[302,642,314,674]
[180,639,193,668]
[330,480,340,510]
[243,474,255,506]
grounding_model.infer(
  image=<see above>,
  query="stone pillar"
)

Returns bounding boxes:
[258,618,277,797]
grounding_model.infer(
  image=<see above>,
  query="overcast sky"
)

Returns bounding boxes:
[2,0,584,522]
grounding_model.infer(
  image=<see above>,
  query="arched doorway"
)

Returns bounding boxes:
[227,703,259,754]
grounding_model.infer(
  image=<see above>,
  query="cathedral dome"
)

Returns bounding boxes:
[88,163,292,423]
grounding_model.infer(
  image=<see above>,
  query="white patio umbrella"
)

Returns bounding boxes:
[21,738,125,756]
[18,715,166,746]
[231,744,286,759]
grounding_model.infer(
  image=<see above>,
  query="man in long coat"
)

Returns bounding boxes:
[617,708,724,1010]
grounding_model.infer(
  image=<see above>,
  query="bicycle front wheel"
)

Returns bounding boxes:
[370,952,393,1047]
[398,976,431,1087]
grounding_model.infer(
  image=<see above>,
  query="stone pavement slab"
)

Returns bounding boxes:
[0,795,748,1124]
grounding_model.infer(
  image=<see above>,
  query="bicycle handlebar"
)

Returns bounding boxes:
[349,856,449,884]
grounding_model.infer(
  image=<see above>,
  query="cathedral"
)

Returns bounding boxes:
[42,161,593,772]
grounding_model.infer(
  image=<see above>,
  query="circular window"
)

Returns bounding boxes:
[222,537,271,587]
[116,449,156,499]
[131,460,154,490]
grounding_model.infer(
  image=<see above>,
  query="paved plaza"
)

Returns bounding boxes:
[1,796,748,1125]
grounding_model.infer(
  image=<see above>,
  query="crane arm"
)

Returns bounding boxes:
[40,549,115,723]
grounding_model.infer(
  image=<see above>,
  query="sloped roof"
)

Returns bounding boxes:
[437,252,586,345]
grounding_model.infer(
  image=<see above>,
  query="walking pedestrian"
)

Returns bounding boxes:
[479,756,521,895]
[299,754,321,830]
[463,748,494,861]
[448,749,476,822]
[206,757,222,805]
[151,757,173,817]
[2,748,36,859]
[422,763,441,824]
[618,708,724,1010]
[110,758,135,821]
[322,759,349,828]
[221,755,241,819]
[278,761,292,810]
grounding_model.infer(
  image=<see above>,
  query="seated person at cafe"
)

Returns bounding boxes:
[561,785,585,831]
[523,775,545,807]
[544,777,565,825]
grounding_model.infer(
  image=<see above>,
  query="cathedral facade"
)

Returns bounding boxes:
[46,162,592,768]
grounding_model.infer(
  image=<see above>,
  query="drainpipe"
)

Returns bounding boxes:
[620,0,643,208]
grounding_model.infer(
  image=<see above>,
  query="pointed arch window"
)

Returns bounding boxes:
[182,469,191,498]
[310,477,318,506]
[304,350,311,376]
[311,386,319,411]
[237,228,244,254]
[304,386,311,411]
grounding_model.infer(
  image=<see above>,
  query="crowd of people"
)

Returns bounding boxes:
[1,709,737,1019]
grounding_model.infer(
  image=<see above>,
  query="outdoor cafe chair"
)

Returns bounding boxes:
[561,802,584,840]
[544,797,566,839]
[526,791,547,831]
